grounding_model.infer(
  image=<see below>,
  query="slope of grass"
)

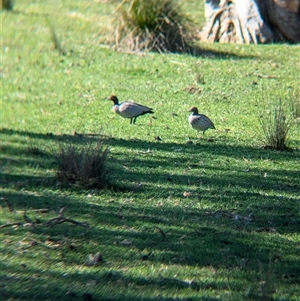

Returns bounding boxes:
[1,1,300,301]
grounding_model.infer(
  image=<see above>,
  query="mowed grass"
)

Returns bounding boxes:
[1,1,300,300]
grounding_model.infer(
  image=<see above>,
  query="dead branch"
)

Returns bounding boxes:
[45,217,89,227]
[144,226,167,241]
[0,222,22,228]
[152,226,167,241]
[23,211,34,224]
[58,206,66,216]
[86,252,103,266]
[16,209,49,214]
[1,197,13,212]
[0,207,89,229]
[45,207,89,227]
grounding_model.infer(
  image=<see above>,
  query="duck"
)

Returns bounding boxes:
[188,106,216,137]
[107,95,154,124]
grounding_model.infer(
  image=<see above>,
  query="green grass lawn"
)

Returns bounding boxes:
[1,1,300,300]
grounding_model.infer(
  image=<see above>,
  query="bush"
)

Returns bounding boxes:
[55,140,109,189]
[109,0,197,53]
[259,98,296,150]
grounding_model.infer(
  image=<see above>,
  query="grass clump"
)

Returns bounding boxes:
[110,0,197,53]
[55,140,109,189]
[259,98,297,150]
[290,90,300,120]
[47,18,67,55]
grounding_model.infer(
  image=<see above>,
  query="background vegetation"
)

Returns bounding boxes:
[1,0,300,300]
[109,0,196,53]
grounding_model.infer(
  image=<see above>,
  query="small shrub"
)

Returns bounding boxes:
[55,141,109,189]
[259,98,294,150]
[109,0,197,53]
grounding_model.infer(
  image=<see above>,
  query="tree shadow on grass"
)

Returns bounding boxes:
[1,191,299,300]
[1,128,299,299]
[2,190,300,299]
[2,181,299,297]
[1,128,299,230]
[1,260,228,301]
[1,128,299,202]
[169,43,258,59]
[1,128,299,161]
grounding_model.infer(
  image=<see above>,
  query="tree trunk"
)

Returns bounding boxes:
[199,0,300,44]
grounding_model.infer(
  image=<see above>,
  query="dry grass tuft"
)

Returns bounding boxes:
[109,0,198,53]
[290,90,300,120]
[259,98,297,151]
[55,141,109,189]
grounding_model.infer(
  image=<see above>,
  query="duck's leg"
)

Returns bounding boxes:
[130,118,133,124]
[133,117,137,124]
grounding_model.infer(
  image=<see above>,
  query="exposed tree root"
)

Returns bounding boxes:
[199,0,300,44]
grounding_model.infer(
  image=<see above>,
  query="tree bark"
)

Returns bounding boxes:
[199,0,300,44]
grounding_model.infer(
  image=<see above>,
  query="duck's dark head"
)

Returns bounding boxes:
[107,95,119,105]
[188,107,199,114]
